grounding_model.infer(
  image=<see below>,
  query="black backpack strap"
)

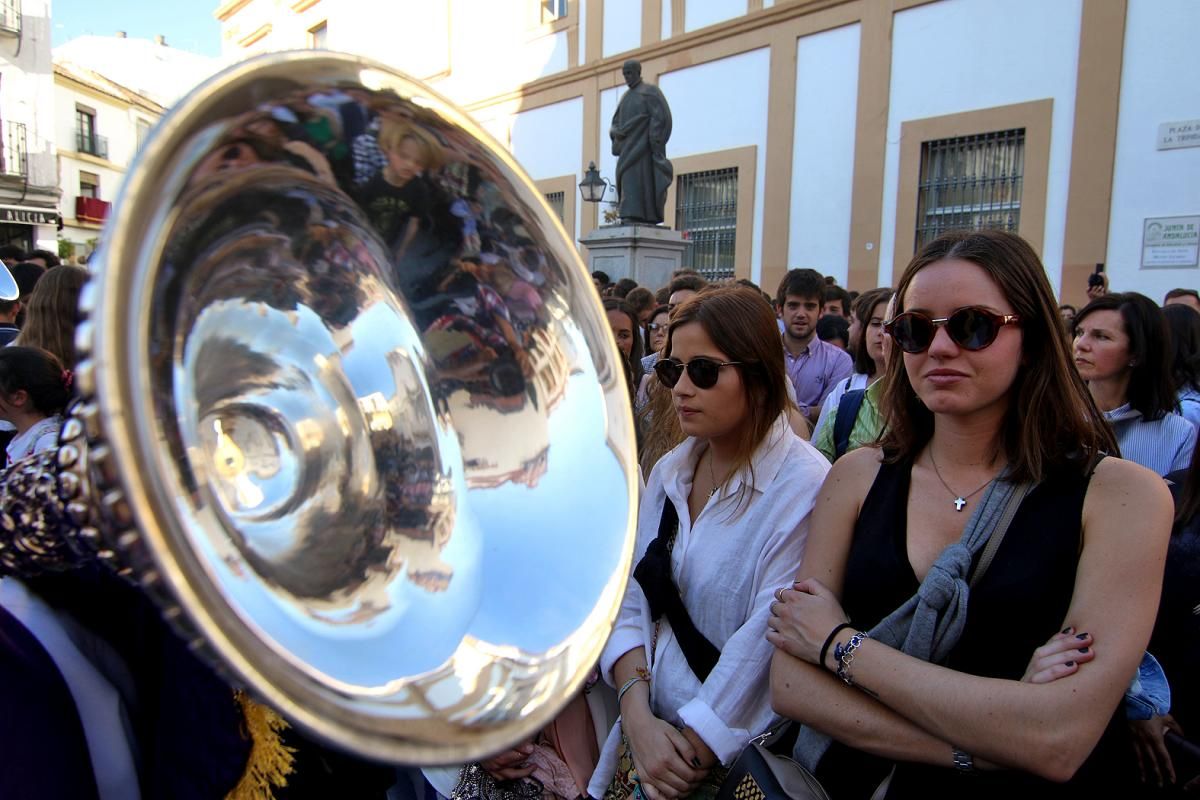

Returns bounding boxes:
[833,388,867,460]
[633,498,721,682]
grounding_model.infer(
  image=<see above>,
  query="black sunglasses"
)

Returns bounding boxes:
[654,357,742,389]
[884,306,1020,354]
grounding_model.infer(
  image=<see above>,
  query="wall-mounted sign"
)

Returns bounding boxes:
[0,205,58,226]
[1142,215,1200,269]
[1158,120,1200,151]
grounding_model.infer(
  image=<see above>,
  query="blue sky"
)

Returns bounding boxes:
[53,0,222,57]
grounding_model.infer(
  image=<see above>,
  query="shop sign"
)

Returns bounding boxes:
[0,205,59,226]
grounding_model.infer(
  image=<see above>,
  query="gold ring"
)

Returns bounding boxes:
[774,586,786,602]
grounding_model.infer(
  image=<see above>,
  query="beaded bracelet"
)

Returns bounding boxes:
[835,630,869,686]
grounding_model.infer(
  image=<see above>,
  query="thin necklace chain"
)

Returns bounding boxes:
[706,447,733,498]
[928,449,1003,512]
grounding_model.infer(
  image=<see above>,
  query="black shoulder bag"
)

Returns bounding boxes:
[632,497,720,681]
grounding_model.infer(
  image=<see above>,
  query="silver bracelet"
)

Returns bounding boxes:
[617,676,648,708]
[952,748,974,772]
[835,630,869,686]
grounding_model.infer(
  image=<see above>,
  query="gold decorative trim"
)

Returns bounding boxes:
[643,0,662,47]
[586,0,605,64]
[1060,0,1126,305]
[579,76,601,245]
[239,23,273,48]
[214,0,253,22]
[60,150,123,171]
[847,2,891,291]
[463,0,854,112]
[759,27,798,299]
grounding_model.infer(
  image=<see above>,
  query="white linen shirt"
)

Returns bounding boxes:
[594,415,829,787]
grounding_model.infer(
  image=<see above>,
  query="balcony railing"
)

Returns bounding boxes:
[75,196,112,224]
[76,128,109,159]
[1,121,27,178]
[0,0,20,36]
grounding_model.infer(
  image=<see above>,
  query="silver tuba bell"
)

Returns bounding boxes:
[23,52,637,764]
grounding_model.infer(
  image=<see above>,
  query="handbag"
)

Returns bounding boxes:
[716,734,830,800]
[716,480,1033,800]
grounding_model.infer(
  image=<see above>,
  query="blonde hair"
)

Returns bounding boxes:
[377,117,444,172]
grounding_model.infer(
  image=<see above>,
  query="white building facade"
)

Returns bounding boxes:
[215,0,1200,305]
[0,0,60,254]
[53,59,163,262]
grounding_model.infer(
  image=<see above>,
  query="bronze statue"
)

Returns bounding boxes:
[610,60,673,225]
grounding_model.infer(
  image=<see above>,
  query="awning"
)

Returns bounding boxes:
[0,204,59,226]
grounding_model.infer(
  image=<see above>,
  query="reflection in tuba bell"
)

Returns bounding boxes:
[3,52,637,765]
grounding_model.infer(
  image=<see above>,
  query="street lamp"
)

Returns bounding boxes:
[578,161,611,203]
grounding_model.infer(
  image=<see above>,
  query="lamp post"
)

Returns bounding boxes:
[578,162,611,204]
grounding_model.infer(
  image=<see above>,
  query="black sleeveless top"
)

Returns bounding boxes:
[814,456,1138,799]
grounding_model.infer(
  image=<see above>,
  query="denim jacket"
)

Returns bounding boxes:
[1124,651,1172,721]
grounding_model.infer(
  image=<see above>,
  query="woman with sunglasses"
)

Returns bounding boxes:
[594,287,829,800]
[1073,293,1196,476]
[768,230,1171,797]
[636,305,672,408]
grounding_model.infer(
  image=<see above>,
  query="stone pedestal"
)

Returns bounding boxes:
[579,224,687,290]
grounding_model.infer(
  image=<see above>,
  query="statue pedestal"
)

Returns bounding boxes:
[579,224,686,291]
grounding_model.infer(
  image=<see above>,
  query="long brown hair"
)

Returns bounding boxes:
[879,230,1116,482]
[14,265,89,370]
[851,287,893,377]
[637,376,684,476]
[664,286,791,503]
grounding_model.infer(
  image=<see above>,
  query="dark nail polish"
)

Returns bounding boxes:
[1062,627,1073,634]
[1076,633,1089,640]
[1066,661,1076,667]
[1078,646,1089,654]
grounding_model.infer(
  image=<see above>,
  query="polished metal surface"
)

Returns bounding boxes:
[75,52,637,763]
[0,262,16,300]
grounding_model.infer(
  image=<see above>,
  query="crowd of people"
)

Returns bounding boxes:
[1,218,1199,800]
[564,233,1198,800]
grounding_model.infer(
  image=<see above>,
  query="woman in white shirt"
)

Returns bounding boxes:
[594,286,829,800]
